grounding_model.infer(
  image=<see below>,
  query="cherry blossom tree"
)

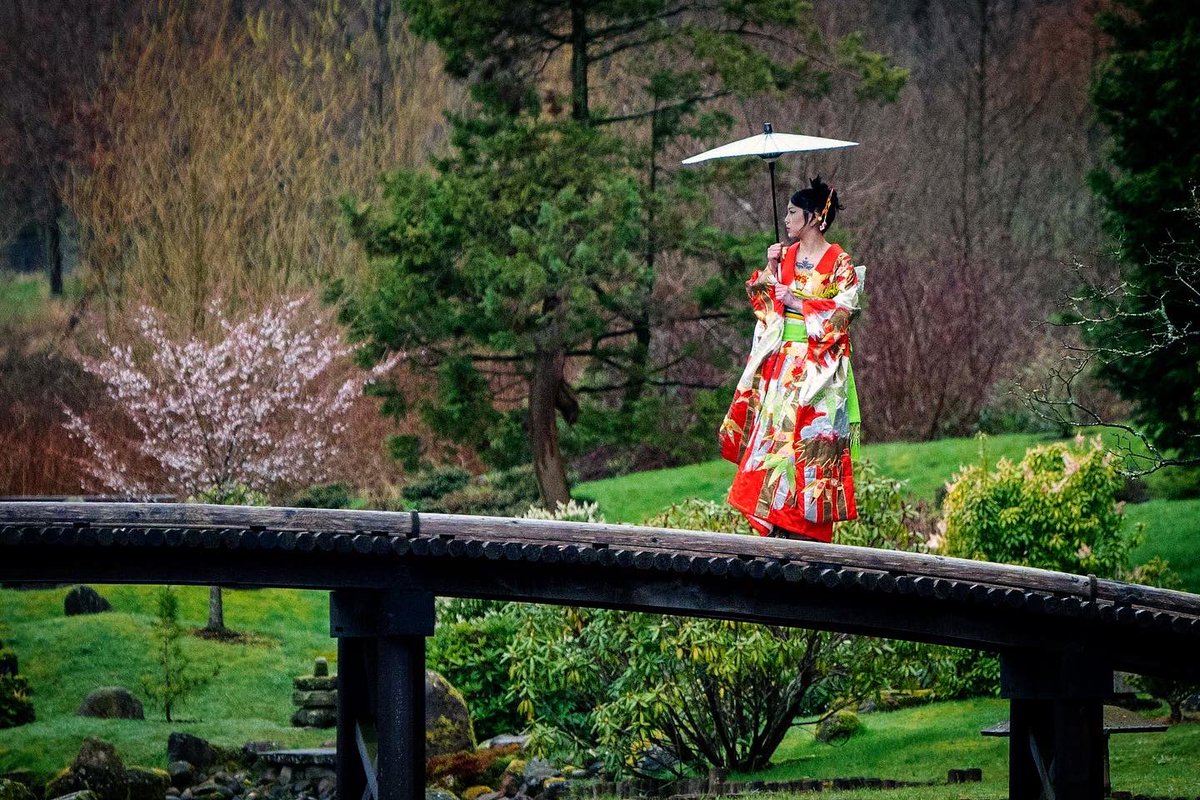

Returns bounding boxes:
[64,295,397,632]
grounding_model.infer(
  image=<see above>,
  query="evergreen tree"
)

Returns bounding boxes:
[344,118,643,505]
[1088,0,1200,459]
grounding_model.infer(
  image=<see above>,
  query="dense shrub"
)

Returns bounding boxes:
[292,483,354,509]
[941,436,1136,577]
[401,466,473,507]
[0,674,35,728]
[930,437,1148,698]
[410,465,542,517]
[428,601,525,741]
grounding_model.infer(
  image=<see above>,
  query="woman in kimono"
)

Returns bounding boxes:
[720,177,861,541]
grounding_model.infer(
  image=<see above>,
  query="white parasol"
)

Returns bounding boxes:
[681,122,857,240]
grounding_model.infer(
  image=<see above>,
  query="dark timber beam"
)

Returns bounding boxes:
[1002,651,1111,800]
[331,590,434,800]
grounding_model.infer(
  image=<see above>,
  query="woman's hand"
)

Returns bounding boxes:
[773,282,801,311]
[766,242,784,268]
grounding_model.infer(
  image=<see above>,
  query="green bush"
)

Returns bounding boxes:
[428,602,525,741]
[419,465,542,517]
[0,647,17,676]
[836,460,929,551]
[292,483,354,509]
[0,674,35,729]
[942,436,1136,577]
[401,465,473,506]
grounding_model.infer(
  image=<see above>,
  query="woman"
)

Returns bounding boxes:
[720,177,861,541]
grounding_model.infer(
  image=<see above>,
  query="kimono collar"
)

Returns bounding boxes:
[782,242,842,284]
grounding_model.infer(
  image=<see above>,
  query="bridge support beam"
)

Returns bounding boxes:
[1001,650,1111,800]
[331,590,435,800]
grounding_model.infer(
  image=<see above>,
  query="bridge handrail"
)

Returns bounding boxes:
[3,501,1199,619]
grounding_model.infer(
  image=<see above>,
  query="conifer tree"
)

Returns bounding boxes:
[1087,0,1200,459]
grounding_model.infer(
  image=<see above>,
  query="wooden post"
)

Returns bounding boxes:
[331,590,435,800]
[1001,650,1111,800]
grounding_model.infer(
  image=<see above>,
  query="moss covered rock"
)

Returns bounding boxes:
[0,778,34,800]
[45,739,128,800]
[425,670,475,758]
[125,767,169,800]
[816,709,862,743]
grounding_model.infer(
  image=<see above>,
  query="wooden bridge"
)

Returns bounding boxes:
[3,501,1199,800]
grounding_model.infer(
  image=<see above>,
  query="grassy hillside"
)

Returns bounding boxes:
[577,432,1200,591]
[0,585,331,777]
[742,698,1200,797]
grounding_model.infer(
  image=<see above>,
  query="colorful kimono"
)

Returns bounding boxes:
[720,242,862,541]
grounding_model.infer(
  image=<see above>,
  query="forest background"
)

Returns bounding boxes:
[0,0,1165,501]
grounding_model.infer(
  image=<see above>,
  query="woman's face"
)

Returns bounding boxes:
[784,202,813,240]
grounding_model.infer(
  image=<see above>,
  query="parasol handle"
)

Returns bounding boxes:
[768,158,780,243]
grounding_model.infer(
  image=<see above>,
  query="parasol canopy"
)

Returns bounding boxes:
[682,122,857,240]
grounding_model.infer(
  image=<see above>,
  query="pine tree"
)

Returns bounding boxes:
[1087,0,1200,459]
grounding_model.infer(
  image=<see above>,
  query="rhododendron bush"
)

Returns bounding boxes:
[64,296,398,500]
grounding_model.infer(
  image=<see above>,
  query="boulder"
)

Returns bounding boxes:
[290,708,337,728]
[45,739,128,800]
[77,687,145,720]
[167,733,217,770]
[0,779,34,800]
[425,670,475,758]
[47,792,98,800]
[167,762,196,789]
[63,587,112,617]
[293,675,337,692]
[425,790,459,800]
[292,690,337,708]
[126,767,170,800]
[816,709,862,743]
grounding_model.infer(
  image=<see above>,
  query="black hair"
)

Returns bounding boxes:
[789,176,842,230]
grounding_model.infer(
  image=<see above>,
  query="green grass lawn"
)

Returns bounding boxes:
[0,585,333,779]
[734,698,1200,798]
[577,432,1200,591]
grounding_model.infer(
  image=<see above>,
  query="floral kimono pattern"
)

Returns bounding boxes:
[720,242,861,541]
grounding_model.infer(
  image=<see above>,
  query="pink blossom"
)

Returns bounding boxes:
[64,295,399,499]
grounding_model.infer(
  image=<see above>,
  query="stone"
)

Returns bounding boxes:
[125,767,169,800]
[816,710,862,743]
[520,759,561,795]
[45,739,128,800]
[168,733,217,770]
[63,586,112,616]
[292,690,337,709]
[293,676,337,692]
[77,687,145,720]
[478,734,529,751]
[290,708,337,728]
[541,778,567,800]
[497,773,521,798]
[425,791,459,800]
[0,779,34,800]
[312,659,329,678]
[48,792,98,800]
[425,670,475,758]
[167,762,196,789]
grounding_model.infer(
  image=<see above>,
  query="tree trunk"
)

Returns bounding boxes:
[569,0,588,123]
[206,586,225,632]
[48,189,63,296]
[529,348,571,508]
[372,0,393,120]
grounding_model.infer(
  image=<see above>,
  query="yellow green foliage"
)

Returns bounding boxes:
[942,437,1136,577]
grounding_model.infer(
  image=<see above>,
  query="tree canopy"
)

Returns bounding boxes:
[1087,0,1200,460]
